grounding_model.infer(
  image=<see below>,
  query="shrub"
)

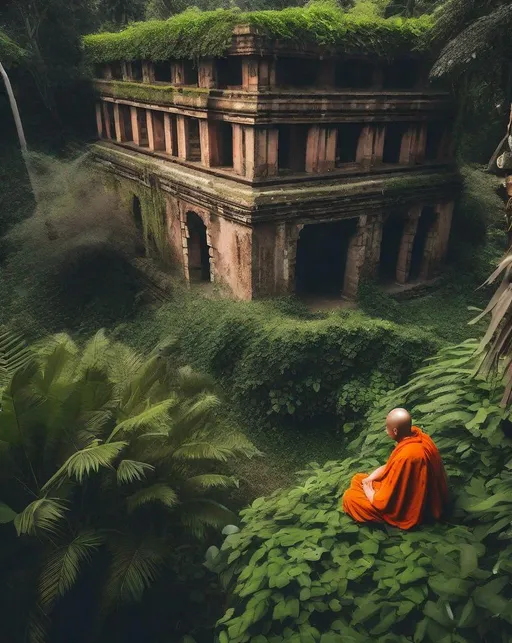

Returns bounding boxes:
[128,298,440,433]
[206,340,512,642]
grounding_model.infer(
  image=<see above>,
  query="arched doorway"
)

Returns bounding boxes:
[295,219,358,296]
[379,214,406,282]
[409,206,437,280]
[187,212,210,282]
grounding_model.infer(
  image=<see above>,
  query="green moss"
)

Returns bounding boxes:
[83,3,433,65]
[94,79,209,106]
[0,30,26,66]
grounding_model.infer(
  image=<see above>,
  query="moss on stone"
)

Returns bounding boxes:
[94,79,209,105]
[83,2,433,65]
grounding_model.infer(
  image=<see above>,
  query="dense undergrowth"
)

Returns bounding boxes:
[83,2,432,64]
[207,340,512,642]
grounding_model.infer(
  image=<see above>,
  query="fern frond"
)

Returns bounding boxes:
[172,441,233,462]
[179,499,236,539]
[178,393,222,425]
[41,441,127,491]
[14,498,67,536]
[109,399,176,442]
[126,483,179,513]
[117,460,155,485]
[0,326,33,386]
[184,474,239,491]
[79,329,110,373]
[103,537,166,604]
[39,530,104,609]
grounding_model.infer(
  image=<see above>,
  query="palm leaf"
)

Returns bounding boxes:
[14,498,67,536]
[172,441,234,462]
[103,537,166,605]
[117,459,155,485]
[41,440,127,491]
[0,326,33,387]
[126,483,179,513]
[179,499,237,539]
[38,530,104,609]
[108,399,176,442]
[184,474,239,491]
[79,329,110,373]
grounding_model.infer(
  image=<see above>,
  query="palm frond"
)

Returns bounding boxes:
[179,499,237,539]
[105,340,144,392]
[0,326,33,387]
[184,474,239,492]
[79,329,110,373]
[176,365,217,397]
[103,537,166,605]
[26,608,50,643]
[14,498,67,536]
[126,483,179,513]
[117,459,155,485]
[172,441,233,462]
[41,441,127,491]
[431,4,512,78]
[39,530,104,609]
[109,398,176,441]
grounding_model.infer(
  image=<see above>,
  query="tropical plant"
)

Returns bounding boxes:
[206,340,512,642]
[0,328,257,642]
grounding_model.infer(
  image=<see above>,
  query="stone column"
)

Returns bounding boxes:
[130,107,140,145]
[121,62,131,81]
[255,128,278,178]
[420,201,454,278]
[199,120,221,167]
[147,111,165,151]
[306,126,337,173]
[396,205,422,284]
[198,59,216,88]
[176,115,188,160]
[172,62,185,85]
[242,58,276,91]
[372,125,386,165]
[356,125,384,167]
[343,216,370,299]
[101,102,112,139]
[95,103,103,138]
[113,103,127,142]
[142,61,154,83]
[400,123,427,165]
[364,214,384,277]
[164,113,175,155]
[104,64,113,80]
[414,123,427,164]
[232,124,245,175]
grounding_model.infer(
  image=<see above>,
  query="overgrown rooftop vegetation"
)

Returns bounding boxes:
[83,2,433,64]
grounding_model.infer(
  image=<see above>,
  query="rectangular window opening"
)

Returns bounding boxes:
[106,103,115,139]
[425,122,445,162]
[383,59,419,90]
[336,123,363,165]
[153,61,172,82]
[382,122,407,164]
[278,125,308,173]
[217,57,243,89]
[276,58,321,89]
[183,60,198,86]
[336,60,374,89]
[218,122,233,167]
[110,62,123,80]
[169,115,178,155]
[119,104,133,141]
[131,61,143,82]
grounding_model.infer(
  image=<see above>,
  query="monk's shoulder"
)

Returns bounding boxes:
[395,442,427,463]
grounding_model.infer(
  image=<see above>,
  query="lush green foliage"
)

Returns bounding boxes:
[83,2,432,64]
[121,297,439,434]
[0,328,257,642]
[207,340,512,642]
[0,29,26,66]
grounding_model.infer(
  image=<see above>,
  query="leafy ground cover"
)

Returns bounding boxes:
[206,340,512,642]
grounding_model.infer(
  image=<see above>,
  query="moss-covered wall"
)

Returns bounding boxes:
[83,3,432,65]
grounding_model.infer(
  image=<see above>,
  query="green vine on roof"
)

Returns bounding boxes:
[82,2,433,65]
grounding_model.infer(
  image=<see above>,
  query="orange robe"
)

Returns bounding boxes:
[342,426,448,530]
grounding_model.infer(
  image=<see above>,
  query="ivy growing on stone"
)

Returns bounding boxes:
[83,3,433,64]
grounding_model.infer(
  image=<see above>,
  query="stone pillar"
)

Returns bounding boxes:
[147,111,165,151]
[104,64,113,80]
[420,201,454,278]
[356,125,384,167]
[414,123,427,164]
[400,123,427,165]
[130,107,140,145]
[95,103,103,138]
[101,102,112,139]
[199,120,221,167]
[343,216,370,299]
[232,124,244,175]
[396,205,422,284]
[198,59,216,88]
[306,126,337,173]
[176,115,188,160]
[254,127,278,178]
[364,214,384,277]
[172,62,185,85]
[164,113,175,155]
[121,62,131,81]
[113,103,127,142]
[372,125,386,165]
[142,62,154,83]
[242,58,276,91]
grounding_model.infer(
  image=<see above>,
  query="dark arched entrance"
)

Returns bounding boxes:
[379,214,406,282]
[409,206,437,280]
[295,219,358,296]
[187,212,210,282]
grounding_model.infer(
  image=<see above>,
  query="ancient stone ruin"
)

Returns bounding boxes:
[89,17,459,300]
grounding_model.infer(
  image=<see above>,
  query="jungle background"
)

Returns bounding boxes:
[1,0,512,642]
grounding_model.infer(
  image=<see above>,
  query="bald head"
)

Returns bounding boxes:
[386,408,412,442]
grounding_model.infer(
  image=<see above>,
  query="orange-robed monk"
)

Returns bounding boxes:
[342,408,448,530]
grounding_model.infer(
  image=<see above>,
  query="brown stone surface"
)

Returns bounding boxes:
[396,205,421,284]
